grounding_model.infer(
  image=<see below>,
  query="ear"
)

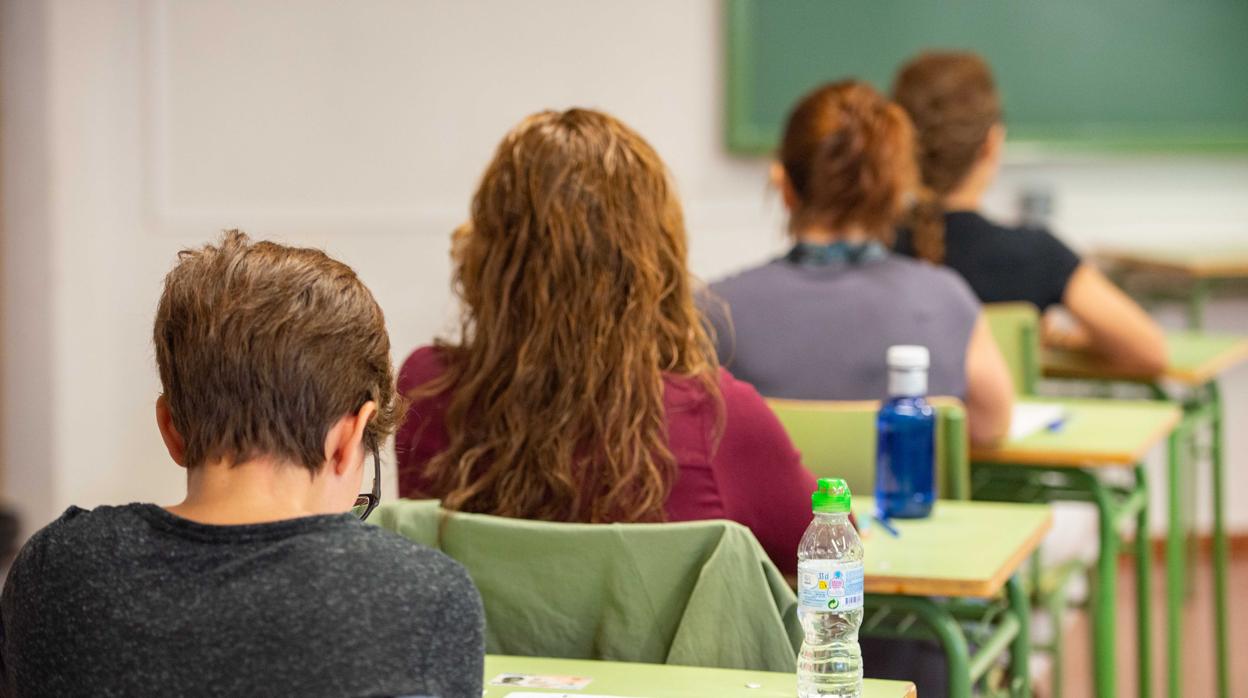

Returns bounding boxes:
[324,401,378,477]
[981,122,1006,163]
[770,162,799,211]
[155,396,188,467]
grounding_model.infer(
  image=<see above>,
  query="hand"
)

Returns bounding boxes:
[1042,312,1093,351]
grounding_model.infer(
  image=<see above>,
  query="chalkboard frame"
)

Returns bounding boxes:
[724,0,1248,156]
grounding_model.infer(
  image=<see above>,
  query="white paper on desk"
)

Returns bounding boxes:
[500,694,636,698]
[1009,402,1068,440]
[489,674,592,689]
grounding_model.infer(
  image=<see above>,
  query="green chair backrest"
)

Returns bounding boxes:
[372,500,801,673]
[983,302,1042,396]
[766,397,969,501]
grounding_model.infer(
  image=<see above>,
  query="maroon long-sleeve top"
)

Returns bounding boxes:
[395,346,819,574]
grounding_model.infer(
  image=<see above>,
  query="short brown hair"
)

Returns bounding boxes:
[154,231,399,472]
[779,80,919,241]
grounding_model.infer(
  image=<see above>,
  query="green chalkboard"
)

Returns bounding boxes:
[726,0,1248,154]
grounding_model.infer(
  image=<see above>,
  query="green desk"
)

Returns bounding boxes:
[1044,332,1247,698]
[482,655,916,698]
[854,498,1050,697]
[1045,331,1248,386]
[971,397,1182,698]
[1097,248,1248,331]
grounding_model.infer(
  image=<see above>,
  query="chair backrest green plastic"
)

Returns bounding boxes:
[372,500,801,672]
[766,397,969,501]
[983,302,1042,396]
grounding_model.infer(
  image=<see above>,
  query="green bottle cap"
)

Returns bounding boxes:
[811,478,852,514]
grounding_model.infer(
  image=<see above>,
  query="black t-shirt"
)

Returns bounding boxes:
[895,211,1082,311]
[1,504,484,698]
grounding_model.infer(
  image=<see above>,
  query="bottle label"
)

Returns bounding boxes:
[797,560,864,612]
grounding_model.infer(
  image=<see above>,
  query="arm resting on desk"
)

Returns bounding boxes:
[1056,264,1168,375]
[965,314,1014,446]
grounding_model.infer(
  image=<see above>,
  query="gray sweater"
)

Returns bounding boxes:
[0,504,483,698]
[708,254,979,400]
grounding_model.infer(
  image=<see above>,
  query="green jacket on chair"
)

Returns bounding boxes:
[373,499,801,672]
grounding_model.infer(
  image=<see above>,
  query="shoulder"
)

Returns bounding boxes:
[353,524,476,596]
[1020,225,1080,259]
[881,253,972,287]
[664,368,772,421]
[715,368,782,424]
[708,259,788,298]
[881,255,980,312]
[305,521,481,623]
[14,504,140,552]
[398,345,449,394]
[347,523,466,578]
[982,219,1082,272]
[950,212,1077,256]
[3,505,142,595]
[354,526,483,632]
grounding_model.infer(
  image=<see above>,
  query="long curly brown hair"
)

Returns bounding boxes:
[413,108,721,523]
[779,80,919,241]
[892,51,1002,263]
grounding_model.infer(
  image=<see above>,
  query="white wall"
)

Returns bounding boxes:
[4,0,1246,536]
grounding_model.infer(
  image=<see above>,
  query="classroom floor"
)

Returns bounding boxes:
[1041,545,1248,698]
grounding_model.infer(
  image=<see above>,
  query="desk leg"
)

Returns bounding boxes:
[1166,425,1186,698]
[1210,382,1230,698]
[1090,478,1120,698]
[868,596,972,697]
[1135,464,1153,698]
[1187,279,1210,331]
[1006,576,1032,698]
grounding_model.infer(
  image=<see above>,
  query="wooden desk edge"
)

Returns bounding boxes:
[862,507,1053,598]
[1043,338,1248,386]
[486,656,917,697]
[1173,339,1248,384]
[970,404,1181,467]
[1096,250,1248,279]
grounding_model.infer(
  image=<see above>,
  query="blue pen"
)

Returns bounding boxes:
[870,513,900,538]
[1046,415,1069,432]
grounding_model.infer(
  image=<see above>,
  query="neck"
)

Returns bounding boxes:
[795,226,871,246]
[942,185,983,212]
[941,163,993,212]
[167,457,331,525]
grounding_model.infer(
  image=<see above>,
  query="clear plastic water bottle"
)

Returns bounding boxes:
[797,478,864,698]
[875,345,936,520]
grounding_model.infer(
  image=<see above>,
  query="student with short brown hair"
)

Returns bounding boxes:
[893,51,1167,375]
[1,231,484,698]
[709,80,1014,446]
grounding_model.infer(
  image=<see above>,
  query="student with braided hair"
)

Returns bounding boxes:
[892,51,1167,375]
[709,80,1014,446]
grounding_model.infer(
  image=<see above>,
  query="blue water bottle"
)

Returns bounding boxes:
[875,345,936,519]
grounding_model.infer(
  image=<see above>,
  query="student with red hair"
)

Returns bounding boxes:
[709,80,1014,446]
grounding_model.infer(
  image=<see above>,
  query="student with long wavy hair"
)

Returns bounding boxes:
[892,51,1167,375]
[709,81,1014,446]
[396,108,819,574]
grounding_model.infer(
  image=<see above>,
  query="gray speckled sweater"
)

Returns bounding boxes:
[0,504,483,698]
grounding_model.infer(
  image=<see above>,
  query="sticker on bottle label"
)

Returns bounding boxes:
[797,559,864,611]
